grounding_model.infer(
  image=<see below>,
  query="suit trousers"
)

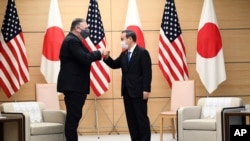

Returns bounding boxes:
[64,91,87,141]
[123,89,151,141]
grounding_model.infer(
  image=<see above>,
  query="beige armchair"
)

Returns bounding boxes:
[177,97,243,141]
[0,102,66,141]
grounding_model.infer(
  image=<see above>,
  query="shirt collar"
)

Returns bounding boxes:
[128,44,136,53]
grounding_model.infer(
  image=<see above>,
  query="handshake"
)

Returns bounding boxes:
[98,48,110,59]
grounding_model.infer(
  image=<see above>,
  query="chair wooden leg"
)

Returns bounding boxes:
[160,116,163,141]
[171,118,175,139]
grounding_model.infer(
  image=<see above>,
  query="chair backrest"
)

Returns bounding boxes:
[36,83,60,110]
[0,102,45,123]
[170,80,195,111]
[198,97,243,119]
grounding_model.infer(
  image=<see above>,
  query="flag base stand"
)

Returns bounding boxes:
[94,95,100,140]
[79,96,101,139]
[149,98,170,134]
[79,95,114,138]
[108,111,123,135]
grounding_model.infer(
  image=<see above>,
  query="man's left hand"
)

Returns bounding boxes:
[143,91,150,100]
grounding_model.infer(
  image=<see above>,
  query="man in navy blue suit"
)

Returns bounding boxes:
[104,30,152,141]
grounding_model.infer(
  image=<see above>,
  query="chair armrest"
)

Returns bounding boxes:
[177,106,201,141]
[216,107,233,141]
[1,112,31,141]
[21,112,31,141]
[216,106,244,141]
[178,106,201,120]
[42,110,66,124]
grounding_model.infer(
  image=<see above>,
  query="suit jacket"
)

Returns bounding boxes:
[104,45,152,98]
[57,32,102,94]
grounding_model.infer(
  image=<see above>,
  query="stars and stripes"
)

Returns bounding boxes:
[158,0,189,88]
[83,0,110,96]
[0,0,30,98]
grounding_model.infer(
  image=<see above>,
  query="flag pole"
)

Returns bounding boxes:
[206,92,209,97]
[94,95,100,139]
[14,94,17,102]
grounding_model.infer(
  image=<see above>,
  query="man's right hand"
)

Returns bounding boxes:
[98,48,110,59]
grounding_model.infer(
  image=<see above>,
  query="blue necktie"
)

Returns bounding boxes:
[127,51,131,62]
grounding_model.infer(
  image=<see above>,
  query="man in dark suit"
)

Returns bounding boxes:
[57,18,108,141]
[104,30,152,141]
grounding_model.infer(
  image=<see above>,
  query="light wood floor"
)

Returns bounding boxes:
[78,133,176,141]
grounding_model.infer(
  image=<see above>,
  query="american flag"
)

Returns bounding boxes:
[158,0,189,88]
[83,0,110,96]
[0,0,30,98]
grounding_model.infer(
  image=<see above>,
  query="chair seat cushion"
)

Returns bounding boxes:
[31,122,64,135]
[182,119,216,130]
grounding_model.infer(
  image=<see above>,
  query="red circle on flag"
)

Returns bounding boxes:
[42,27,64,61]
[127,25,145,48]
[197,23,222,58]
